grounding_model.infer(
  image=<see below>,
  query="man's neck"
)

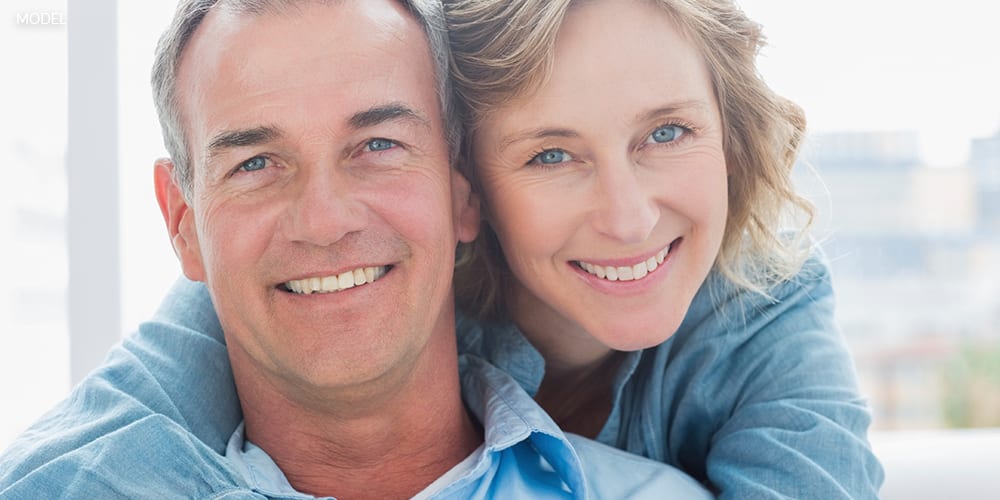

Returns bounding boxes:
[230,335,483,499]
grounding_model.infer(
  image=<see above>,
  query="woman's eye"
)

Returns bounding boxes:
[647,125,686,144]
[237,156,268,172]
[365,138,398,152]
[529,149,573,166]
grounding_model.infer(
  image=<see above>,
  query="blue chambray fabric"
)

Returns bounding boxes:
[1,253,883,498]
[0,280,709,499]
[457,253,885,499]
[0,282,248,498]
[222,357,710,499]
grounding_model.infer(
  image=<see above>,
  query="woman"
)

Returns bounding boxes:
[445,0,882,496]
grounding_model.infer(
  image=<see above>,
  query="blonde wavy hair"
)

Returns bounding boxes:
[447,0,814,321]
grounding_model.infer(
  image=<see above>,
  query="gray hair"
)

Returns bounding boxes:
[151,0,460,199]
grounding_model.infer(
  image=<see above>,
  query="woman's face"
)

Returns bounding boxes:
[472,0,729,352]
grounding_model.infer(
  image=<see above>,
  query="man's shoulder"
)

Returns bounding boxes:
[564,434,712,499]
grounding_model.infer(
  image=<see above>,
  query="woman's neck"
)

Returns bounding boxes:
[509,284,622,438]
[533,350,624,438]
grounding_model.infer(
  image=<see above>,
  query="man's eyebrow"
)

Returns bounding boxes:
[206,126,282,158]
[348,103,430,130]
[499,128,579,152]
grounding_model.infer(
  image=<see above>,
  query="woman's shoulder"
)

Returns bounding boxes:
[640,248,850,413]
[675,248,835,347]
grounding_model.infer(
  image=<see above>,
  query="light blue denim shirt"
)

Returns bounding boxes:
[0,281,709,499]
[1,254,882,498]
[456,254,884,498]
[220,356,710,499]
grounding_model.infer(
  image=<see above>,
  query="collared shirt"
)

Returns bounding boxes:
[0,281,709,499]
[222,356,711,499]
[457,254,885,499]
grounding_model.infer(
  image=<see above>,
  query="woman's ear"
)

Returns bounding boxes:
[154,159,206,282]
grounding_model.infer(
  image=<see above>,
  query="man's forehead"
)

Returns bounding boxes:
[174,0,440,154]
[174,0,431,97]
[184,0,423,63]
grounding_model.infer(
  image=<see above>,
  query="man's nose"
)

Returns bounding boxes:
[282,167,368,247]
[590,158,659,245]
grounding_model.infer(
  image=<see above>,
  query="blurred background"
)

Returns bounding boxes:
[2,0,999,497]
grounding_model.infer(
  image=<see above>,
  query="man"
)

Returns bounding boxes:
[0,0,709,498]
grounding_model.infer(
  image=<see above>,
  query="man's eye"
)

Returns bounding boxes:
[237,156,268,172]
[646,125,686,144]
[529,149,573,166]
[365,138,398,152]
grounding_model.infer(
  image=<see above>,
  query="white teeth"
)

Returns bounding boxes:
[605,266,618,281]
[632,262,648,280]
[321,275,337,291]
[284,266,389,295]
[617,266,633,281]
[577,242,673,283]
[338,271,355,290]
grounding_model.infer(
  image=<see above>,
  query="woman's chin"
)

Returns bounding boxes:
[590,318,681,352]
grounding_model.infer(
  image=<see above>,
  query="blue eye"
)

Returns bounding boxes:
[238,156,267,172]
[647,125,686,144]
[530,149,573,165]
[366,138,397,152]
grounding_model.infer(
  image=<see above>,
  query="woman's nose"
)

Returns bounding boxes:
[590,159,659,245]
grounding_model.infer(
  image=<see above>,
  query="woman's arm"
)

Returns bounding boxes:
[0,277,240,487]
[697,256,884,498]
[621,254,884,498]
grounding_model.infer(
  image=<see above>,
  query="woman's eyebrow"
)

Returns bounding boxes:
[496,100,712,152]
[635,100,711,123]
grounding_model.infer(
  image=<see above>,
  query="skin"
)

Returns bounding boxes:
[471,0,729,436]
[154,1,481,497]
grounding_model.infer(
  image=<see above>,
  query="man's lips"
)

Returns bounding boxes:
[279,265,392,294]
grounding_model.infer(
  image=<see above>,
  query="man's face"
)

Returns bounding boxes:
[155,0,479,393]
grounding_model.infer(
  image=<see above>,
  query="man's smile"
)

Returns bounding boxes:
[281,265,392,294]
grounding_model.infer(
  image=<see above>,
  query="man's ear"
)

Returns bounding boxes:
[154,159,206,282]
[451,168,481,244]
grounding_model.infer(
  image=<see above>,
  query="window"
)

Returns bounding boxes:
[0,0,69,449]
[739,0,1000,432]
